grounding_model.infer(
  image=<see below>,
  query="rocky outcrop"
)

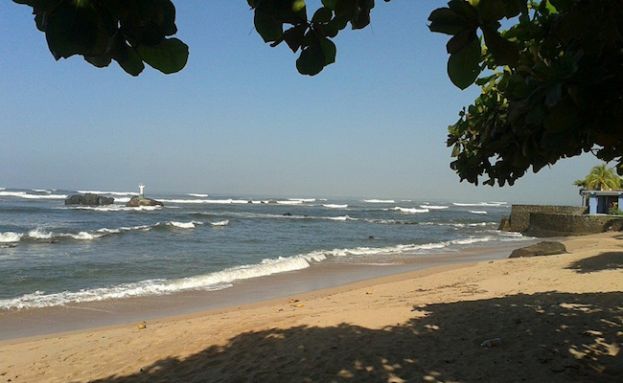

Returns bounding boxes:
[498,217,511,231]
[65,193,114,206]
[126,196,164,207]
[509,241,567,258]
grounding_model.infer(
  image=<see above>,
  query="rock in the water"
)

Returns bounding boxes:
[498,217,511,231]
[65,193,114,206]
[509,241,567,258]
[126,196,164,207]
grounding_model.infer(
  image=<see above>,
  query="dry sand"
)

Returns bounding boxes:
[1,232,622,382]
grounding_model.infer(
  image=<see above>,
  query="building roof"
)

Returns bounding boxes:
[580,189,623,196]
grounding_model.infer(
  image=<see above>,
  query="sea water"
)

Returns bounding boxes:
[0,188,528,310]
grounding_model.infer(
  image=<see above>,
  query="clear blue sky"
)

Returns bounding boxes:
[0,1,599,204]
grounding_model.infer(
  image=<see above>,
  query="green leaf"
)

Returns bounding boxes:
[476,0,506,21]
[482,27,519,66]
[283,24,307,52]
[312,7,333,23]
[451,143,461,157]
[292,0,306,13]
[137,37,188,74]
[428,7,468,35]
[85,55,111,68]
[319,37,336,65]
[321,0,337,10]
[254,11,283,43]
[447,37,482,90]
[45,3,98,59]
[446,28,477,54]
[296,44,324,75]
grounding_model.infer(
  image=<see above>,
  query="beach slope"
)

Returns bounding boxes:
[1,232,622,382]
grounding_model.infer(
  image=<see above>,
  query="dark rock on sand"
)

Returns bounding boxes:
[65,193,114,206]
[126,196,164,207]
[509,241,567,258]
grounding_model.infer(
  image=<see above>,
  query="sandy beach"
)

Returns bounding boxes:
[1,232,622,382]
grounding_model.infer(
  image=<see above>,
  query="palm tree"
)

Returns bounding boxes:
[574,164,622,191]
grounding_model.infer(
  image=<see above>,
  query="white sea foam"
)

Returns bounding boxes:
[0,252,325,309]
[420,205,449,210]
[276,200,304,205]
[78,190,138,196]
[160,198,249,204]
[451,236,495,245]
[69,205,161,212]
[31,189,51,193]
[26,228,101,241]
[323,204,348,209]
[469,210,488,215]
[327,215,355,221]
[393,207,430,214]
[210,220,229,226]
[167,221,203,229]
[188,193,209,198]
[0,191,67,200]
[4,221,203,244]
[0,232,23,243]
[419,221,497,228]
[287,198,316,202]
[363,199,395,203]
[452,202,505,207]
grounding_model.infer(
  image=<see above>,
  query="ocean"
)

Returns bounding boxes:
[0,187,528,311]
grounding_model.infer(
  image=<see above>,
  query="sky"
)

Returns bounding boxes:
[0,1,601,204]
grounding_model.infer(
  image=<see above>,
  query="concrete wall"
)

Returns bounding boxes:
[526,213,623,237]
[509,205,587,232]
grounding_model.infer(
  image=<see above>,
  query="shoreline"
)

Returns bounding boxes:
[1,232,620,382]
[0,240,532,341]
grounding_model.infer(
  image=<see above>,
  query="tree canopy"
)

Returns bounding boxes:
[574,164,622,191]
[12,0,623,187]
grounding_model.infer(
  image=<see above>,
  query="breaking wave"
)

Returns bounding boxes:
[393,207,430,214]
[188,193,209,198]
[0,232,23,243]
[452,202,507,207]
[68,205,161,212]
[363,199,395,203]
[323,204,348,209]
[0,233,527,309]
[469,210,488,215]
[0,191,67,200]
[0,220,206,244]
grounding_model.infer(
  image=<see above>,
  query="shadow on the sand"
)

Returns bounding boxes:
[567,252,623,273]
[92,292,622,383]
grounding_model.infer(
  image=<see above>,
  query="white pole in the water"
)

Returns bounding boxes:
[139,184,145,198]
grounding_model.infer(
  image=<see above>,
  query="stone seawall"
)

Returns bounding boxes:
[526,213,623,237]
[509,205,586,233]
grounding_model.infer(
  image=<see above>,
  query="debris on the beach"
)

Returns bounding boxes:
[137,321,147,330]
[365,291,372,295]
[288,298,299,303]
[480,337,502,348]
